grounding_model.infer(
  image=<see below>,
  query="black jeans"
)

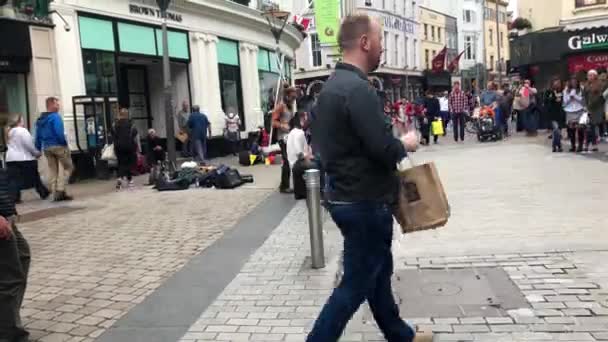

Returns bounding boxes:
[452,112,466,141]
[0,224,30,342]
[278,140,291,190]
[6,161,49,202]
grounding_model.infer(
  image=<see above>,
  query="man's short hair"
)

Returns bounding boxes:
[192,105,200,112]
[45,96,58,107]
[338,14,373,51]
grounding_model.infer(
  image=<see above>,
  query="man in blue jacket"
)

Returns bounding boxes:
[35,97,73,201]
[187,105,212,164]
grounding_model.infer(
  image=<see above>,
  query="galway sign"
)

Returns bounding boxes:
[568,32,608,51]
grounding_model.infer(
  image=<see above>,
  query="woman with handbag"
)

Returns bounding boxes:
[112,108,138,190]
[5,114,50,203]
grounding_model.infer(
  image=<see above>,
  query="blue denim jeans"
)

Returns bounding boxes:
[307,202,414,342]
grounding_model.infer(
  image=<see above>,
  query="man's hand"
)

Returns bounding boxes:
[0,216,12,240]
[401,131,418,152]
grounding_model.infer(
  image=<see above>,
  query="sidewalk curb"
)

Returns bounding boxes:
[96,192,296,342]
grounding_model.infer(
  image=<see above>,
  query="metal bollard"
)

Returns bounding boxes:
[305,169,325,269]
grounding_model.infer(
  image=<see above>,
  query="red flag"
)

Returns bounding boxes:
[431,47,447,73]
[447,50,465,73]
[293,15,311,31]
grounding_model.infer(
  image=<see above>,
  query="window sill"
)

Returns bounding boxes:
[572,4,608,15]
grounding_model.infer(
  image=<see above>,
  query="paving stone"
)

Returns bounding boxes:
[593,332,608,340]
[562,309,592,316]
[485,317,513,325]
[39,333,73,342]
[490,325,529,333]
[535,309,563,317]
[453,325,490,333]
[532,302,567,309]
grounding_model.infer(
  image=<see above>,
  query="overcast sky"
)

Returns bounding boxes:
[508,0,518,15]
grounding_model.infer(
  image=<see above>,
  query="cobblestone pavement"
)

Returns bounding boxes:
[180,142,608,341]
[19,185,271,342]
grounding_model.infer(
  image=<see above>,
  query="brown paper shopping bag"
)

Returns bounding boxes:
[394,161,450,233]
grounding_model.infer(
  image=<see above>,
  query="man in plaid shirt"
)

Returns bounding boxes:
[449,81,469,142]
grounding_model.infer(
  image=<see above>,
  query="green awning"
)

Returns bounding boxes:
[79,16,115,52]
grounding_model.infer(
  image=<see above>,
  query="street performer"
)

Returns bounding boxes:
[308,14,429,342]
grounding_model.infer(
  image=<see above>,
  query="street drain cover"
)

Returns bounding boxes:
[393,268,528,318]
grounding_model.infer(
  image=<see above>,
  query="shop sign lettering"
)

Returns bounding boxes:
[568,32,608,50]
[383,14,415,34]
[129,4,183,23]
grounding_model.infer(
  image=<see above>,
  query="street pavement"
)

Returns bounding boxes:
[15,137,608,342]
[16,157,281,342]
[178,139,608,342]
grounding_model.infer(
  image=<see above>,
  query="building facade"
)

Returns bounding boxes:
[518,0,608,32]
[0,2,59,135]
[422,0,486,91]
[512,0,608,88]
[418,5,458,91]
[293,0,423,101]
[483,0,509,83]
[45,0,301,165]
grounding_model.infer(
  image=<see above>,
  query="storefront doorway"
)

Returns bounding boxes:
[116,57,190,139]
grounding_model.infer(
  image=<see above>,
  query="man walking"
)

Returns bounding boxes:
[449,81,468,142]
[309,14,427,342]
[187,105,211,163]
[0,168,30,342]
[176,100,191,157]
[35,97,73,201]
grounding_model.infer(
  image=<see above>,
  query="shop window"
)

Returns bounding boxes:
[118,23,156,56]
[575,0,606,8]
[269,51,281,73]
[79,16,115,52]
[438,28,442,43]
[393,34,399,67]
[82,50,117,95]
[259,71,279,114]
[155,30,190,60]
[258,49,271,72]
[219,64,244,128]
[217,38,243,127]
[0,73,27,125]
[431,26,435,41]
[424,24,428,40]
[489,29,493,46]
[217,39,239,66]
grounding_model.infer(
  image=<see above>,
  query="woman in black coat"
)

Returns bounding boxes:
[543,79,566,130]
[112,108,138,190]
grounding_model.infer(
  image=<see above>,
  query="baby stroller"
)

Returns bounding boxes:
[476,106,503,142]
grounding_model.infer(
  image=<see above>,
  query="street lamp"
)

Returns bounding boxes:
[157,0,176,170]
[262,9,291,112]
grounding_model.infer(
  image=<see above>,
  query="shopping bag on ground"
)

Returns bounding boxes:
[432,119,444,136]
[394,160,450,233]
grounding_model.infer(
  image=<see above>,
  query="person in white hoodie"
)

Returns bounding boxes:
[5,115,49,203]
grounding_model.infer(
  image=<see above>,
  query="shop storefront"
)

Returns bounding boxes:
[76,14,191,138]
[257,48,280,115]
[0,20,32,130]
[49,0,302,163]
[510,26,608,87]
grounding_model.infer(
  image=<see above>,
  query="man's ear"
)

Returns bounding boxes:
[360,35,369,51]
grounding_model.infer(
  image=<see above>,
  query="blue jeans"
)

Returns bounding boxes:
[193,138,207,162]
[307,202,414,342]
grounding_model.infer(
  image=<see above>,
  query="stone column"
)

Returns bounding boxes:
[239,42,263,132]
[190,33,224,136]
